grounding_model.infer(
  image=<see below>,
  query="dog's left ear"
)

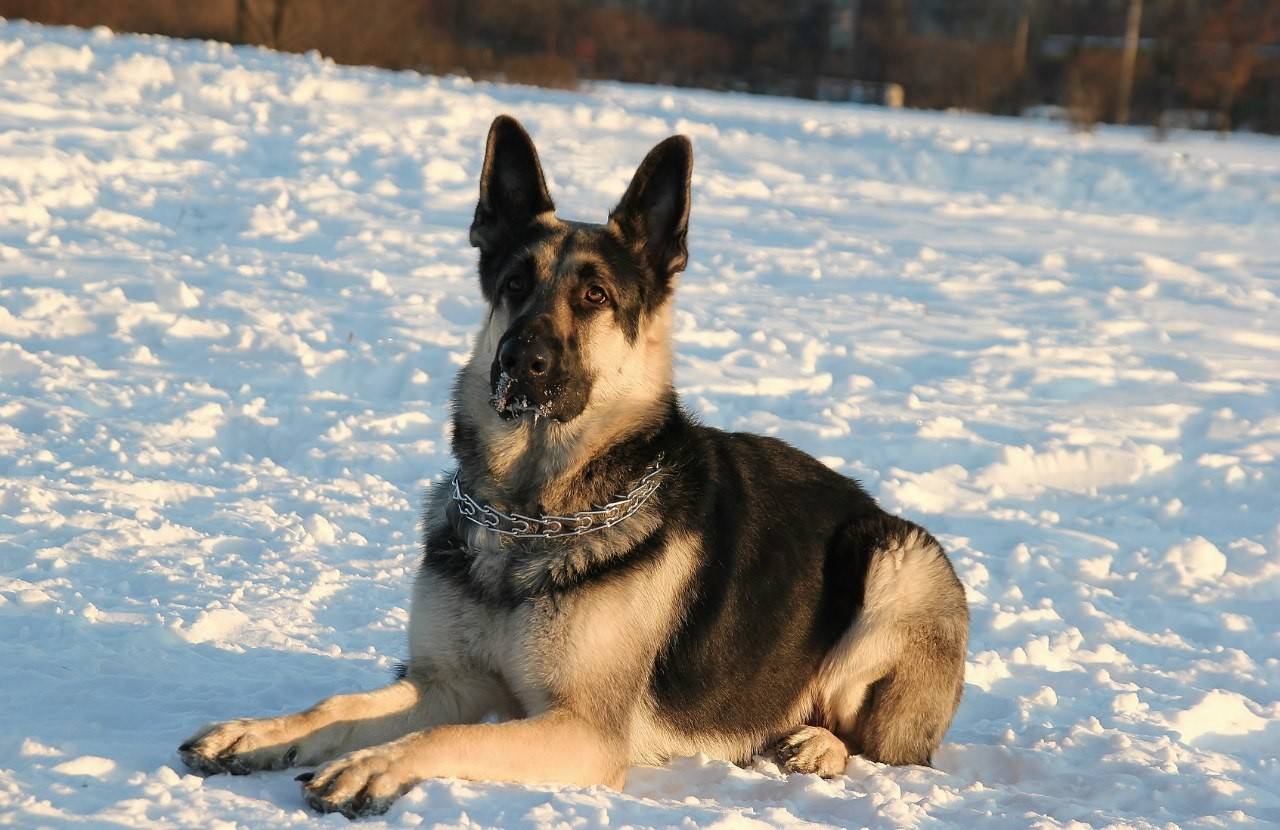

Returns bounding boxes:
[609,135,692,282]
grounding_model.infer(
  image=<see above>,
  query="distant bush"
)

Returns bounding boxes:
[492,53,578,89]
[887,35,1021,112]
[269,0,456,72]
[582,6,730,88]
[0,0,236,40]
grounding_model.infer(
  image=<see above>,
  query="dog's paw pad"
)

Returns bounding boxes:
[774,725,849,778]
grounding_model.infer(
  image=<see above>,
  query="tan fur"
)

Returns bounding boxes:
[539,297,674,505]
[621,524,821,768]
[301,710,626,816]
[406,523,703,749]
[553,529,697,729]
[178,674,516,776]
[775,725,851,777]
[287,527,704,815]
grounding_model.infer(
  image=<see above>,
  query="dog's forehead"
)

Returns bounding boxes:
[526,216,618,278]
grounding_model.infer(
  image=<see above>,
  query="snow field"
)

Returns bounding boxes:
[1,19,1279,829]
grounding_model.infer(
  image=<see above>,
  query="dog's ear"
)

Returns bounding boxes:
[610,135,692,281]
[470,116,554,253]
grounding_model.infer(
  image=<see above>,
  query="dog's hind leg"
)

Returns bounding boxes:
[811,520,968,769]
[179,671,514,775]
[844,618,966,766]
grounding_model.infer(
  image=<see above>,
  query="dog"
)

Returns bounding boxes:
[178,115,969,819]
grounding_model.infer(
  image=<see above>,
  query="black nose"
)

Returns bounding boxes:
[498,336,552,379]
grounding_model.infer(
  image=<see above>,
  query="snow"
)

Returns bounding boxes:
[2,18,1279,830]
[1170,690,1272,746]
[1161,536,1229,587]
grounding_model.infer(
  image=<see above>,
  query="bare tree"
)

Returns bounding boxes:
[1116,0,1143,124]
[236,0,288,49]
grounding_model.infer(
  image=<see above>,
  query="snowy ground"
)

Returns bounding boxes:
[2,19,1279,830]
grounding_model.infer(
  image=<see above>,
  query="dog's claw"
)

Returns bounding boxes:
[350,789,370,817]
[295,771,314,782]
[299,748,410,819]
[179,719,302,776]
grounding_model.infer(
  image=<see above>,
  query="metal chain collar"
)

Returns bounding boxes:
[450,454,666,539]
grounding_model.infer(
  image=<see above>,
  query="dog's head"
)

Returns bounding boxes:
[466,115,691,425]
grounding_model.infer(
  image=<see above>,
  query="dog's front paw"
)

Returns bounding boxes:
[179,718,300,776]
[774,725,850,778]
[299,746,418,819]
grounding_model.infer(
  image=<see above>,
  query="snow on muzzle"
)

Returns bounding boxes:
[489,324,589,422]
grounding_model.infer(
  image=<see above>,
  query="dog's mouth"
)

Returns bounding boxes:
[490,371,554,421]
[489,368,589,424]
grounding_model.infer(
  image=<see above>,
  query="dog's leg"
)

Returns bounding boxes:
[179,673,510,775]
[300,709,626,818]
[846,627,966,767]
[773,724,850,777]
[805,519,968,771]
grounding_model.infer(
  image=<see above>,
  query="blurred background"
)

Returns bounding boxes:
[4,0,1279,133]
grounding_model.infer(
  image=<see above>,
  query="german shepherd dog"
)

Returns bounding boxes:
[179,116,969,818]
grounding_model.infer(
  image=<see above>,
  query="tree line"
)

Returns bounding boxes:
[5,0,1279,133]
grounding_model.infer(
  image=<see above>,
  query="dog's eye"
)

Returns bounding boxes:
[585,285,608,305]
[505,275,528,296]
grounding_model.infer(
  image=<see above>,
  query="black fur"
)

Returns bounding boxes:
[609,135,692,301]
[649,430,883,735]
[470,115,554,272]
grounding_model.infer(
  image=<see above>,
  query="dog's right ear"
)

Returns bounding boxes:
[470,116,554,254]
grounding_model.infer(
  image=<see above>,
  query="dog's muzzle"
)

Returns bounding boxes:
[489,329,587,421]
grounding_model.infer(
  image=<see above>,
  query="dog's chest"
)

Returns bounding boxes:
[411,559,567,713]
[417,498,685,717]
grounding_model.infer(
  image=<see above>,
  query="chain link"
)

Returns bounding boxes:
[451,454,665,539]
